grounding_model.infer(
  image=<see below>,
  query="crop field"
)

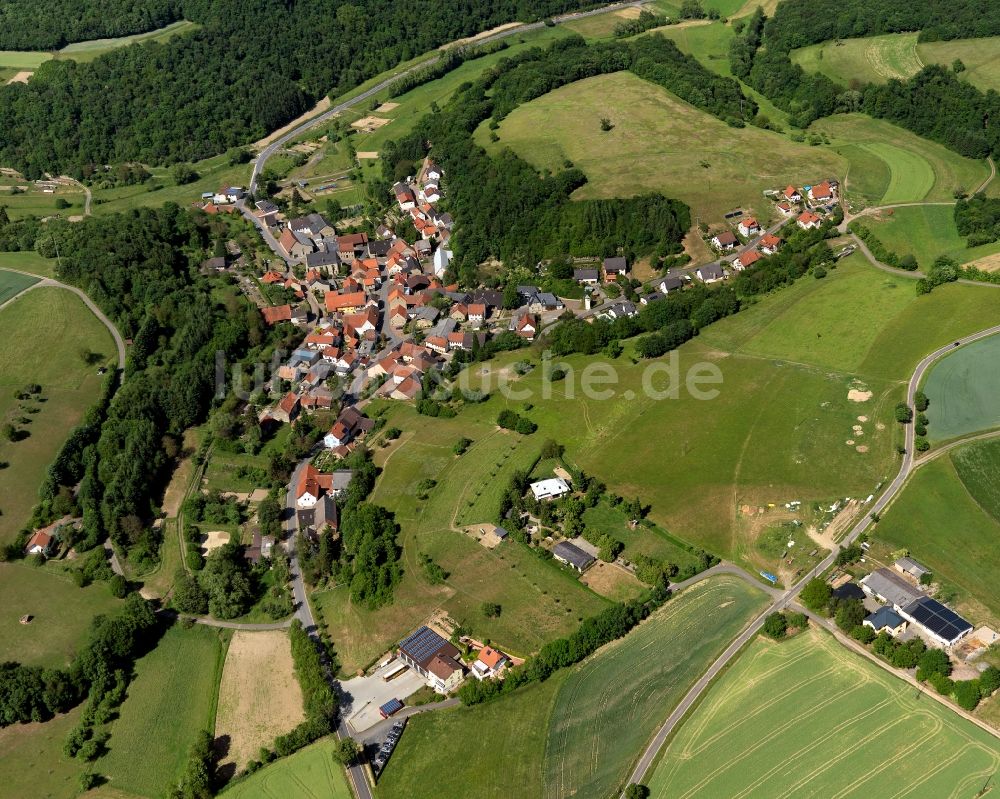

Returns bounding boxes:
[378,576,767,798]
[0,287,114,543]
[648,628,1000,798]
[220,738,353,799]
[811,114,990,206]
[98,623,228,798]
[862,204,1000,267]
[0,268,37,304]
[542,576,767,799]
[0,563,122,668]
[0,251,57,277]
[922,333,1000,442]
[215,631,305,774]
[479,71,844,222]
[0,707,83,799]
[876,454,1000,624]
[791,33,1000,95]
[951,439,1000,524]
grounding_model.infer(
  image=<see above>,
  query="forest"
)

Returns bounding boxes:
[732,0,1000,157]
[381,34,753,282]
[0,204,277,566]
[0,0,604,177]
[0,0,181,50]
[955,194,1000,246]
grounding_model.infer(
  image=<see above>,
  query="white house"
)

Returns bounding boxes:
[530,477,571,501]
[737,217,761,237]
[433,247,453,278]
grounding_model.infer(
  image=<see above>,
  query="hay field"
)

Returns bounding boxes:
[648,628,1000,798]
[215,631,305,773]
[861,205,1000,267]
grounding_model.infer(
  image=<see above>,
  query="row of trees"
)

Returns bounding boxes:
[0,0,611,176]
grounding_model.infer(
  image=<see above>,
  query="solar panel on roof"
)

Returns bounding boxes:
[904,597,972,640]
[399,626,447,663]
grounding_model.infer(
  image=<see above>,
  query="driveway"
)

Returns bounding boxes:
[341,662,428,733]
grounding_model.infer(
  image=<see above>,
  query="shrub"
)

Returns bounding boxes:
[762,612,788,639]
[954,679,982,711]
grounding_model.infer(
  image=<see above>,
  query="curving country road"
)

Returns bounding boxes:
[248,1,642,195]
[624,322,1000,793]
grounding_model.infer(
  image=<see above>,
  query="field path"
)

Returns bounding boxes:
[624,323,1000,795]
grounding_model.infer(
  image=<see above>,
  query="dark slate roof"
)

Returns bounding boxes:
[832,582,866,602]
[603,256,628,272]
[865,606,905,631]
[902,597,972,642]
[306,251,341,268]
[552,540,595,570]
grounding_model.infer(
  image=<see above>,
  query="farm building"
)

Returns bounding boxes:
[899,597,973,648]
[398,626,465,694]
[530,477,571,501]
[860,568,923,610]
[894,557,930,582]
[552,541,595,573]
[863,607,907,637]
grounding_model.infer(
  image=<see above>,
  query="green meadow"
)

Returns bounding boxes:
[480,70,844,222]
[861,204,1000,267]
[0,286,114,543]
[221,737,353,799]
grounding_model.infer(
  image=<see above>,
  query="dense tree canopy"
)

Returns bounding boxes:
[0,0,181,50]
[0,0,609,176]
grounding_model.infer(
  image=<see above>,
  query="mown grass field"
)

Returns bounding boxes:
[0,287,114,544]
[315,407,610,673]
[0,182,86,220]
[811,114,989,206]
[791,33,1000,94]
[220,737,353,799]
[0,562,122,668]
[862,205,1000,267]
[649,628,1000,798]
[0,707,84,799]
[478,70,844,222]
[0,268,36,304]
[922,334,1000,442]
[98,623,229,798]
[0,250,57,277]
[876,453,1000,624]
[378,576,767,799]
[791,33,923,86]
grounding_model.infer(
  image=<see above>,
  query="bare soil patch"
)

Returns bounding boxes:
[442,21,522,49]
[201,530,231,555]
[580,560,644,599]
[5,71,32,85]
[848,389,873,402]
[351,115,391,133]
[356,151,379,159]
[965,252,1000,273]
[375,102,399,112]
[252,96,331,149]
[215,631,305,773]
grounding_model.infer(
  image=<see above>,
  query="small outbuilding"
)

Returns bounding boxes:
[894,556,930,582]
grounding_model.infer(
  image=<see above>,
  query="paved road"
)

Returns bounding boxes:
[248,1,642,195]
[358,698,461,746]
[624,322,1000,793]
[0,268,126,368]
